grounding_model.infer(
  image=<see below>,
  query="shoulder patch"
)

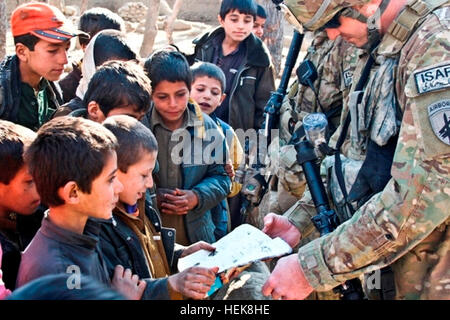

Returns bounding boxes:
[428,99,450,145]
[343,69,354,88]
[414,64,450,94]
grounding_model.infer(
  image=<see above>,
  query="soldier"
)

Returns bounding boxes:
[262,0,450,300]
[269,31,361,216]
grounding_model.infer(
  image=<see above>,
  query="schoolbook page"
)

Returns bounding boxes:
[178,224,292,273]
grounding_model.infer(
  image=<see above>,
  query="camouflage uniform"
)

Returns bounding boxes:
[272,35,361,216]
[283,0,450,299]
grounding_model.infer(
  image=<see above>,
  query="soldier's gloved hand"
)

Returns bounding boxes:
[276,144,307,198]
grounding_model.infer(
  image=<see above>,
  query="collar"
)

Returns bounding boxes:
[39,212,99,249]
[149,101,205,138]
[194,26,271,68]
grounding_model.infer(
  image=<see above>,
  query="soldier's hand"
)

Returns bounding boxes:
[112,265,146,300]
[262,254,313,300]
[262,213,301,248]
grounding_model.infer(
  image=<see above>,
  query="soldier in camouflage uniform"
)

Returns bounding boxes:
[270,33,361,216]
[262,0,450,300]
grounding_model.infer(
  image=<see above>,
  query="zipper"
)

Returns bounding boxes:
[229,66,250,123]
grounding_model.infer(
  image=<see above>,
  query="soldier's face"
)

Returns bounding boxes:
[325,15,368,47]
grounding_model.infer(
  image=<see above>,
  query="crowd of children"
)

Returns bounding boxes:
[0,0,274,300]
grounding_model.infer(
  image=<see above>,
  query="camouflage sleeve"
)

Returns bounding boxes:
[297,15,450,292]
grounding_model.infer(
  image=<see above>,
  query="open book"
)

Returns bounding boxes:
[178,224,292,273]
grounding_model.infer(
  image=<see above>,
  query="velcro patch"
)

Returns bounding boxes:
[414,64,450,94]
[343,69,354,88]
[428,99,450,145]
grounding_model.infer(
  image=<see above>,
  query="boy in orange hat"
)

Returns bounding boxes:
[0,2,88,131]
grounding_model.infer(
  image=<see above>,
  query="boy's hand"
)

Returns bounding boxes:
[112,265,146,300]
[168,266,219,299]
[161,189,198,215]
[180,241,216,258]
[224,163,235,179]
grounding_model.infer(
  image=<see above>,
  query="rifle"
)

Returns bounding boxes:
[239,29,304,223]
[292,113,365,300]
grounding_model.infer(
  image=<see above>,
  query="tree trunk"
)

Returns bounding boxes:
[47,0,65,11]
[80,0,89,14]
[0,0,6,61]
[160,0,173,16]
[259,0,284,76]
[140,0,161,58]
[164,0,183,45]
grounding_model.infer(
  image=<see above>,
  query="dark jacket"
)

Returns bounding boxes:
[99,200,183,300]
[16,214,110,288]
[0,55,63,126]
[187,27,276,131]
[0,207,44,290]
[58,60,82,103]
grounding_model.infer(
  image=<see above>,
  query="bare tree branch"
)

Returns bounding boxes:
[140,0,161,58]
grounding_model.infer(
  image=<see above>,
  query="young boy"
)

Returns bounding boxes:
[144,50,231,245]
[69,60,152,122]
[0,120,42,290]
[16,116,145,300]
[190,62,244,239]
[0,2,88,131]
[58,29,138,114]
[253,5,267,39]
[187,0,275,131]
[59,7,125,103]
[100,115,218,300]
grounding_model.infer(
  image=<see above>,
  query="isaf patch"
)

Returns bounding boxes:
[428,100,450,145]
[414,64,450,94]
[343,69,353,88]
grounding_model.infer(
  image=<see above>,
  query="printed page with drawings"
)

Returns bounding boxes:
[178,224,292,273]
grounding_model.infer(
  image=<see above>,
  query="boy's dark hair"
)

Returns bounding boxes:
[7,273,125,300]
[24,117,118,207]
[191,62,227,92]
[0,120,36,184]
[78,7,125,47]
[144,49,192,91]
[103,115,158,173]
[83,60,152,117]
[93,30,138,67]
[256,4,267,19]
[220,0,258,20]
[13,34,40,51]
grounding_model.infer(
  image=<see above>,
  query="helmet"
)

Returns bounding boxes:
[281,0,371,31]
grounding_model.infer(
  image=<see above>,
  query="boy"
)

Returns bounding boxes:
[0,120,42,290]
[58,29,138,114]
[187,0,275,131]
[190,62,244,239]
[69,60,152,122]
[59,7,125,103]
[253,5,267,39]
[16,116,145,300]
[100,115,218,300]
[144,50,231,245]
[0,2,89,131]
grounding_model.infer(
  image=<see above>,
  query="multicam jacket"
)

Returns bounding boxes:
[296,0,450,300]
